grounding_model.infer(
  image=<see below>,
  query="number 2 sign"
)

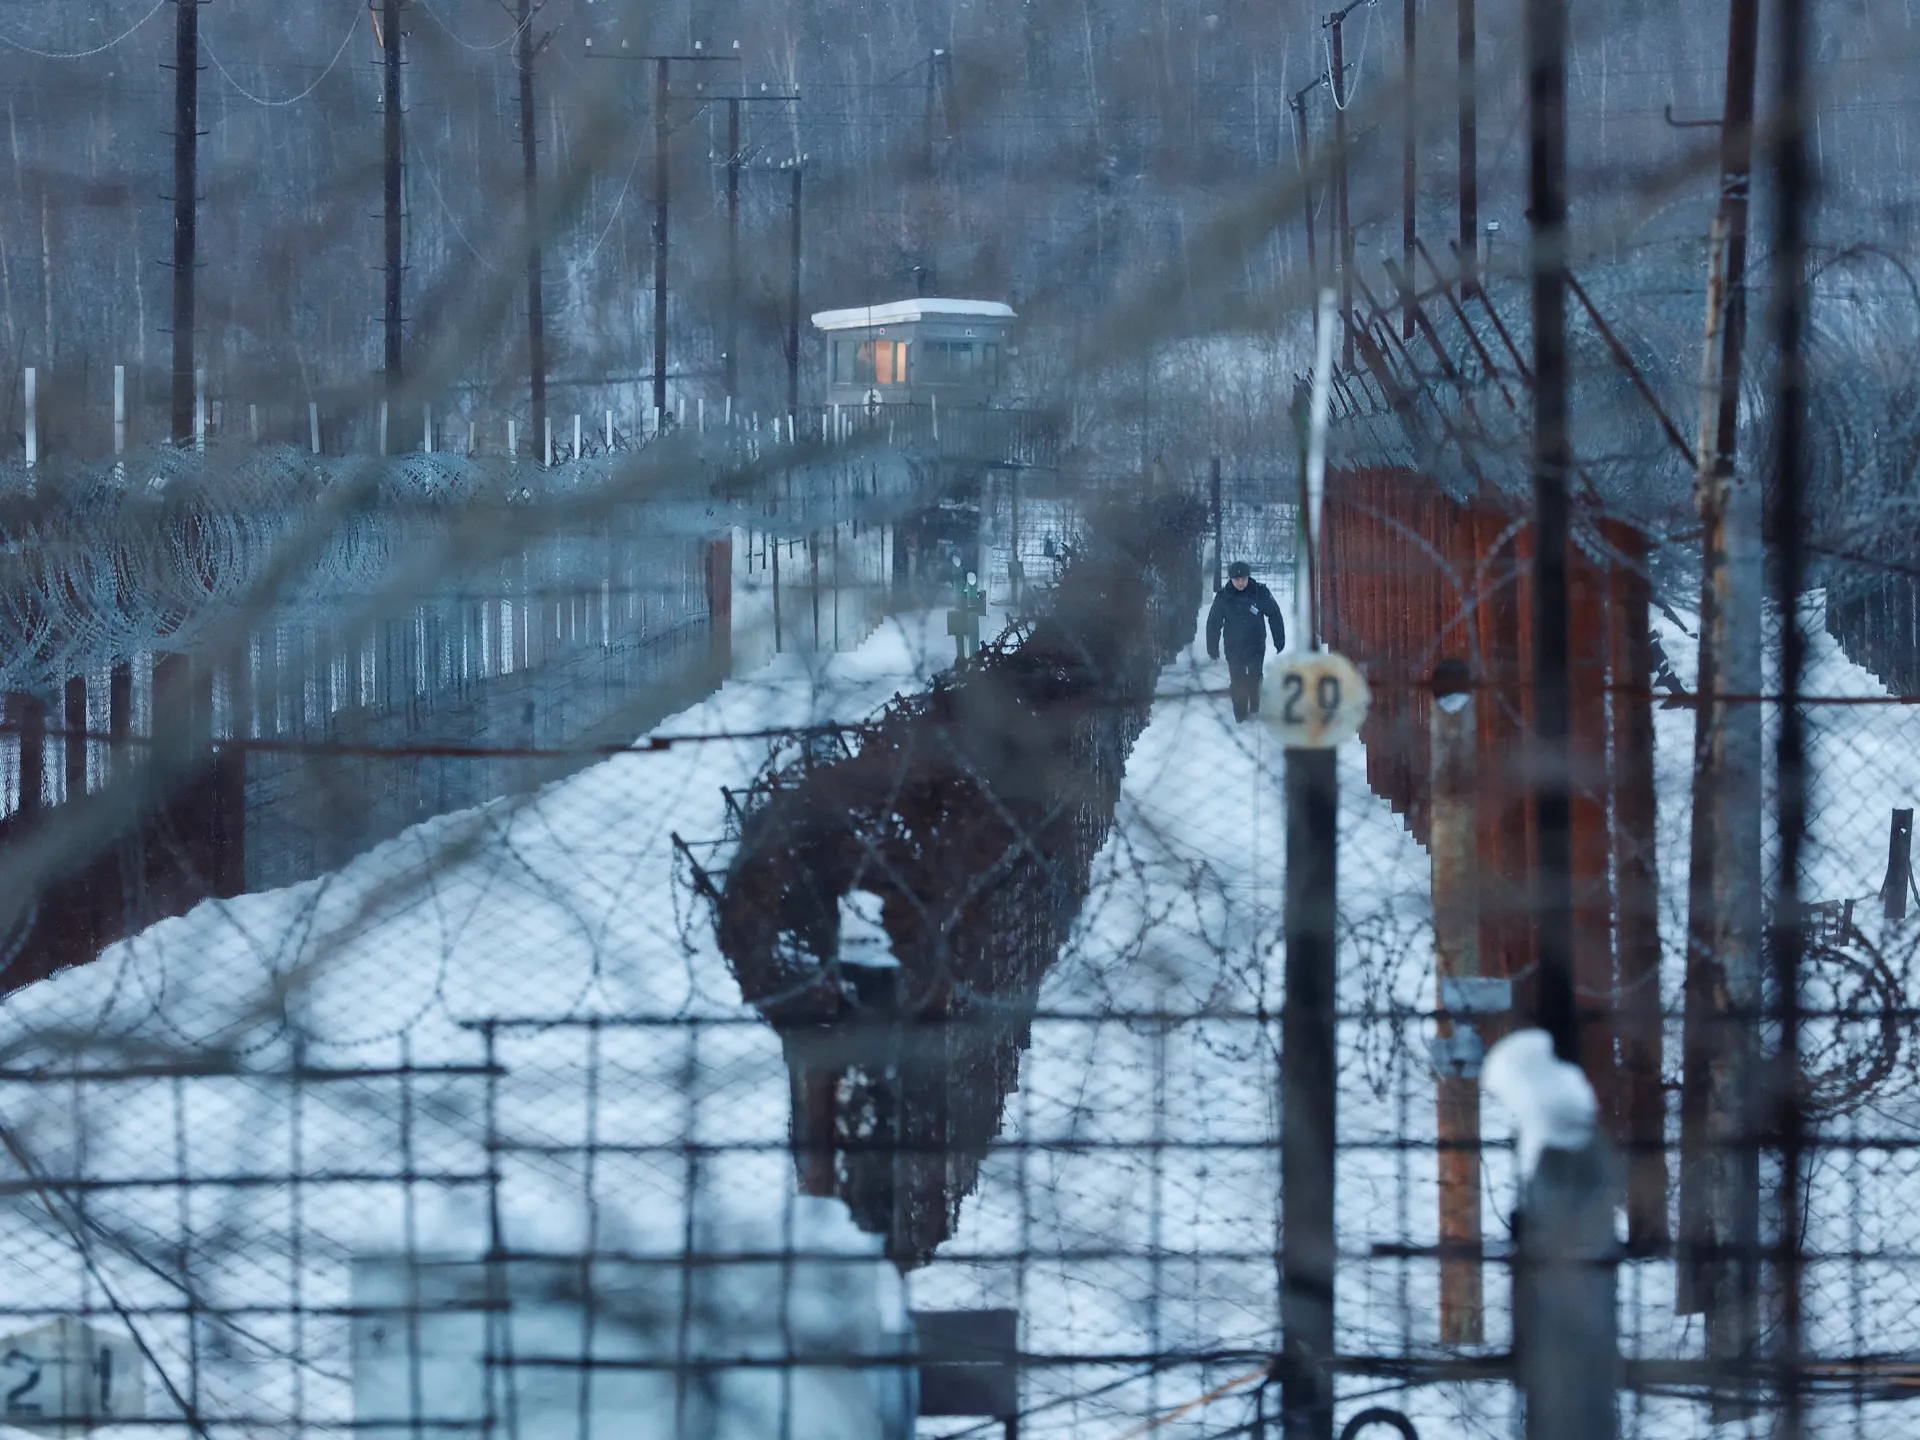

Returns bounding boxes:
[1261,651,1371,749]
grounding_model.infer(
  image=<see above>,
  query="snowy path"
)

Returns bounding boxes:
[913,605,1443,1437]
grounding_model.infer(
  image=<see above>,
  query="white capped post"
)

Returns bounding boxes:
[507,418,517,461]
[113,365,126,457]
[605,409,614,450]
[573,413,581,459]
[467,420,476,456]
[378,399,389,456]
[309,402,321,455]
[248,402,259,445]
[194,368,207,452]
[23,367,36,468]
[725,394,733,425]
[1298,288,1337,654]
[544,415,553,467]
[424,404,434,454]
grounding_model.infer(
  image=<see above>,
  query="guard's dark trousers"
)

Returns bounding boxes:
[1228,656,1263,722]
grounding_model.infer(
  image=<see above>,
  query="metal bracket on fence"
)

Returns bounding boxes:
[1428,1029,1486,1079]
[1442,976,1513,1016]
[1429,975,1513,1077]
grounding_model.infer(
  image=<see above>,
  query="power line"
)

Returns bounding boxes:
[201,4,366,109]
[0,0,169,60]
[411,0,525,54]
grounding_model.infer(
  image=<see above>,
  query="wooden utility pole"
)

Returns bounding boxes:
[1457,0,1477,291]
[1403,0,1418,338]
[1604,520,1669,1254]
[1290,78,1321,285]
[923,47,952,174]
[382,0,405,392]
[787,160,803,418]
[170,0,200,445]
[1766,0,1810,1424]
[653,57,670,417]
[1526,0,1576,1065]
[516,0,547,454]
[1327,6,1357,370]
[587,51,738,420]
[1677,3,1763,1393]
[725,97,741,401]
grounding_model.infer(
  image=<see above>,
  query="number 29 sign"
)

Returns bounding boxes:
[1261,650,1371,749]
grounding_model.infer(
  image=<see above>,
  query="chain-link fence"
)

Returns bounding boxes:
[3,0,1919,1434]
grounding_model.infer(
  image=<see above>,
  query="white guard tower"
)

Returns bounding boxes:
[811,298,1015,409]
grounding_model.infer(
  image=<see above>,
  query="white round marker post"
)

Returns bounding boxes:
[1260,649,1371,750]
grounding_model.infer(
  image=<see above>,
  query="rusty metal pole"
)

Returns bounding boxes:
[1429,658,1484,1344]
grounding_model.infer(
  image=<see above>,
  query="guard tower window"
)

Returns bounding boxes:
[834,340,908,387]
[921,339,998,385]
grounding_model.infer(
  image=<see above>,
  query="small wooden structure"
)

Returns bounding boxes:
[812,298,1015,409]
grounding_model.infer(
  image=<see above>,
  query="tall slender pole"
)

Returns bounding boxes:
[1526,0,1574,1059]
[1282,739,1338,1440]
[382,0,404,392]
[787,162,802,418]
[171,0,199,445]
[1767,0,1809,1429]
[1299,290,1336,652]
[1677,2,1763,1377]
[516,0,547,449]
[1403,0,1418,338]
[1291,92,1319,284]
[725,97,741,401]
[653,57,671,417]
[1210,456,1223,593]
[1430,663,1483,1344]
[924,48,939,173]
[1458,0,1477,291]
[1330,15,1353,370]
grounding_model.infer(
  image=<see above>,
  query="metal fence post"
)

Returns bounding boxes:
[1514,1137,1619,1440]
[1282,743,1338,1440]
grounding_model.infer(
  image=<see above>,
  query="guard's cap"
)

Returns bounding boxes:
[1227,561,1252,579]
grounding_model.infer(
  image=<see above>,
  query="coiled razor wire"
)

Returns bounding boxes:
[0,433,926,696]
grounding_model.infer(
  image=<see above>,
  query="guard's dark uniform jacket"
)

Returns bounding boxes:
[1207,580,1287,662]
[1207,579,1287,722]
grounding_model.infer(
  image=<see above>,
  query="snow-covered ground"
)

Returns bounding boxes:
[2,576,1917,1438]
[0,612,965,1435]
